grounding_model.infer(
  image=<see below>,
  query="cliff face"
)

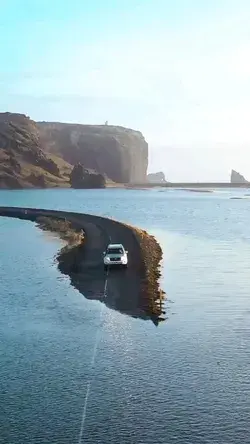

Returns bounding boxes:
[38,122,148,183]
[147,171,166,183]
[0,113,71,188]
[0,113,148,188]
[231,169,248,184]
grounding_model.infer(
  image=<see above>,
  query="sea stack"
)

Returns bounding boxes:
[230,169,248,184]
[147,171,167,183]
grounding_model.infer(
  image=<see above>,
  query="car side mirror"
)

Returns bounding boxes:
[103,251,105,255]
[125,250,128,254]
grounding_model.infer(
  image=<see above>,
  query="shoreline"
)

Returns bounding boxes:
[1,182,250,192]
[0,207,165,325]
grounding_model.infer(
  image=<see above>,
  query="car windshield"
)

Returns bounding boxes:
[107,248,123,254]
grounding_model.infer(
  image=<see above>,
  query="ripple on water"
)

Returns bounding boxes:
[0,190,250,443]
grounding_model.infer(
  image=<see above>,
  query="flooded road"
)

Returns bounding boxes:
[1,188,250,443]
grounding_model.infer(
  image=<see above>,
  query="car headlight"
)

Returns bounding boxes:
[104,257,110,262]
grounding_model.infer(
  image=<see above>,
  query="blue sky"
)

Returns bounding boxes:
[1,0,250,180]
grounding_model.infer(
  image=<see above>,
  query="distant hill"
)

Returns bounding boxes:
[38,121,148,183]
[0,113,148,188]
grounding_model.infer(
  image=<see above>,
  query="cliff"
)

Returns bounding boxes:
[38,122,148,183]
[0,113,148,188]
[0,113,71,188]
[147,171,166,183]
[230,169,248,184]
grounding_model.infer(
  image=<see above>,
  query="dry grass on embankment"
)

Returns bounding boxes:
[126,224,166,322]
[36,217,84,247]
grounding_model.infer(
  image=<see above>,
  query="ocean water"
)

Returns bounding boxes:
[1,188,250,444]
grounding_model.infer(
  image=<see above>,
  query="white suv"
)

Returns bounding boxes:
[103,244,128,269]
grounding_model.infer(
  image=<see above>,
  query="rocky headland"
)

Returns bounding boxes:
[0,113,148,189]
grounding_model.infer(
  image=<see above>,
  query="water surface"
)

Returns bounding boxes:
[1,188,250,443]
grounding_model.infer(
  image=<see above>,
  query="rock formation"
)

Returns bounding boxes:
[0,113,71,188]
[147,171,166,183]
[0,112,149,188]
[38,122,148,183]
[230,169,248,184]
[70,163,105,188]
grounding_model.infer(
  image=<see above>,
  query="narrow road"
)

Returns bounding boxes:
[0,207,148,321]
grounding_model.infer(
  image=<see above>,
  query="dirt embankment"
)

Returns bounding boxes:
[36,216,84,246]
[0,207,165,325]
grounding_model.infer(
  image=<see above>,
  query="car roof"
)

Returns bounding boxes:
[107,243,124,248]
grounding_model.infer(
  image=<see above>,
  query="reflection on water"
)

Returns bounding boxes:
[57,231,165,326]
[1,188,250,443]
[59,246,165,325]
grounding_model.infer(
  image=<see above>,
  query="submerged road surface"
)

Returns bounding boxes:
[0,206,156,322]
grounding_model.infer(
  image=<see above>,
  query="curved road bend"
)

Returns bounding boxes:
[0,207,148,321]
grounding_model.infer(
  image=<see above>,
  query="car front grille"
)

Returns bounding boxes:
[110,257,120,261]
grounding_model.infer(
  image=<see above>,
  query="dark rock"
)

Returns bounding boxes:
[27,173,46,188]
[230,169,248,184]
[147,171,166,183]
[38,122,148,183]
[9,153,21,173]
[70,163,106,189]
[0,174,24,189]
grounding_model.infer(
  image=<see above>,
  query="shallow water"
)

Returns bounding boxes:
[1,188,250,443]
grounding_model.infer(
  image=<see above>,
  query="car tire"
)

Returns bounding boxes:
[104,265,108,271]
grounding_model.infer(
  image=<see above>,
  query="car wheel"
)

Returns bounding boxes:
[104,265,108,271]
